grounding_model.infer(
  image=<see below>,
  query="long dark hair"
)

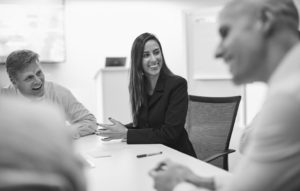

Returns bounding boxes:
[129,33,173,126]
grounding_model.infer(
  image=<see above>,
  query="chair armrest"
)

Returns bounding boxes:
[203,149,235,163]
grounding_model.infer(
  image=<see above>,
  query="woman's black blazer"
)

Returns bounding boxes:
[126,73,196,157]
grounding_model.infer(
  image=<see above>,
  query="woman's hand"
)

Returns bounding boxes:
[96,118,128,141]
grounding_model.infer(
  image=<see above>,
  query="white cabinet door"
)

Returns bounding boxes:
[95,67,131,124]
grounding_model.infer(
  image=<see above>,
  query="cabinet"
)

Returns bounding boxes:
[95,67,131,124]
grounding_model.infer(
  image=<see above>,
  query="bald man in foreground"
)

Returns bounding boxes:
[150,0,300,190]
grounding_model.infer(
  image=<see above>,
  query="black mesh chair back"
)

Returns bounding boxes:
[186,95,241,170]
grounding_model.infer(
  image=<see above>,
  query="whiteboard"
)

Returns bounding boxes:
[185,8,231,80]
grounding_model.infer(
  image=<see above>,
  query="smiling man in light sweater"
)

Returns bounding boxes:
[1,49,97,138]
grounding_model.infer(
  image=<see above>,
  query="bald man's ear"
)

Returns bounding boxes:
[9,76,17,85]
[260,8,276,36]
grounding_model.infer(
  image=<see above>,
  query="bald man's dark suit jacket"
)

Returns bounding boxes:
[126,73,196,157]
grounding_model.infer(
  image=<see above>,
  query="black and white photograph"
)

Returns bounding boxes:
[0,0,300,190]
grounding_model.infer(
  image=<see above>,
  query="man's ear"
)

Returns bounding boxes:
[260,7,276,36]
[9,76,17,85]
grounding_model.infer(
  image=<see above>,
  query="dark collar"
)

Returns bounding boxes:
[155,72,167,92]
[148,72,167,108]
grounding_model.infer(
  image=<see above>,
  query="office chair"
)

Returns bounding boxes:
[185,95,241,170]
[0,170,73,191]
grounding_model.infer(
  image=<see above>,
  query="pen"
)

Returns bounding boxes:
[96,155,111,158]
[136,151,163,158]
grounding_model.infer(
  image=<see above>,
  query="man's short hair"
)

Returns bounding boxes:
[5,50,39,80]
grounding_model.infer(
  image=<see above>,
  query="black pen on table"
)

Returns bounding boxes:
[136,151,163,158]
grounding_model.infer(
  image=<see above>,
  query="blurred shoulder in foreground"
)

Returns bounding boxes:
[0,96,87,191]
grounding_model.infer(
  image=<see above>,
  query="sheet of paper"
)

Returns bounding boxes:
[79,153,95,168]
[88,149,112,158]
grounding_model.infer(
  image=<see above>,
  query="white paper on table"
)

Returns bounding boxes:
[79,153,95,168]
[87,149,112,158]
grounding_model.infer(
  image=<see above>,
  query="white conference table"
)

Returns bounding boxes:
[75,135,229,191]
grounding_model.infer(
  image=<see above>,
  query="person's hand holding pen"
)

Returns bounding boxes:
[96,117,128,141]
[149,159,197,191]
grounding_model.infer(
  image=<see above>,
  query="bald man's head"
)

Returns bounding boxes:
[215,0,299,84]
[221,0,299,34]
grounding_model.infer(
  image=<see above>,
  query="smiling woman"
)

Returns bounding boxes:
[97,33,196,157]
[142,39,163,95]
